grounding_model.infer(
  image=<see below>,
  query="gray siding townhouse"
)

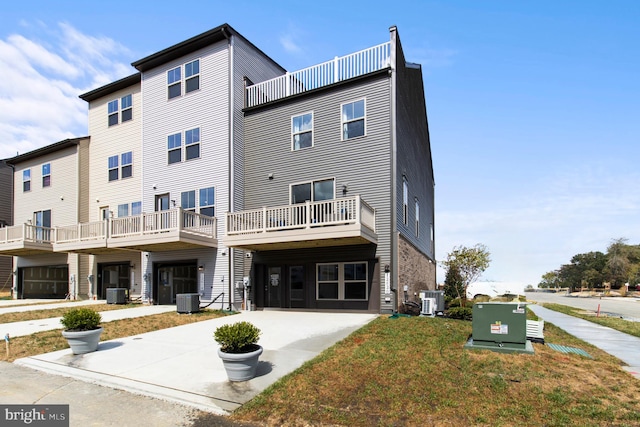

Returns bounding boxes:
[1,138,91,299]
[128,24,284,307]
[226,27,436,313]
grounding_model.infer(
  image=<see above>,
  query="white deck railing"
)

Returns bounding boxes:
[0,224,54,244]
[53,208,217,245]
[226,195,375,236]
[245,42,391,107]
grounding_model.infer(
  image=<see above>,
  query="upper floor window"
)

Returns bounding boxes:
[181,190,196,212]
[23,169,31,192]
[341,99,365,140]
[121,152,133,178]
[292,112,313,150]
[42,163,51,187]
[185,128,200,160]
[291,178,334,204]
[402,177,408,225]
[121,94,133,122]
[167,133,182,164]
[132,201,142,216]
[167,59,200,99]
[185,60,200,93]
[415,199,420,237]
[168,67,181,99]
[108,99,119,126]
[108,155,119,181]
[199,186,215,217]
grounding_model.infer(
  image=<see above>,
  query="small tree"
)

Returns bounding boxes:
[442,244,491,306]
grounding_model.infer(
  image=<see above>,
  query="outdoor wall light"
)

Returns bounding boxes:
[60,195,64,201]
[384,264,390,273]
[268,173,274,180]
[342,184,348,195]
[198,265,204,271]
[221,249,228,256]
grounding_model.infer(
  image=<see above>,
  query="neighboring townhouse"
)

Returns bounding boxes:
[1,138,90,299]
[225,26,436,313]
[56,74,144,301]
[0,162,14,291]
[101,23,282,307]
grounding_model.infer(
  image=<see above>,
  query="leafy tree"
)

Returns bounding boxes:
[442,244,491,306]
[605,238,631,288]
[444,264,464,301]
[538,270,560,289]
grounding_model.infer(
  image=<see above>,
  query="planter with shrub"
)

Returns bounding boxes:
[214,321,262,381]
[60,307,103,354]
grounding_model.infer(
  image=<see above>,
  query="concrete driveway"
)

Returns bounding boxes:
[14,310,377,415]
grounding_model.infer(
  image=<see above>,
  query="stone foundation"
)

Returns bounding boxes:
[398,235,436,309]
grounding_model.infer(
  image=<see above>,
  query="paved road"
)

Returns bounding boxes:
[525,291,640,321]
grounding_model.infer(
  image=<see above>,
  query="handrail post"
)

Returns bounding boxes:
[333,56,339,83]
[262,207,267,233]
[306,201,311,229]
[177,207,183,232]
[355,195,361,224]
[285,72,291,97]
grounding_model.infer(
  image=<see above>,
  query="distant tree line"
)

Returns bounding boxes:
[539,238,640,290]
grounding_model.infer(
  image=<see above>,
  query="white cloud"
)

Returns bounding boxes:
[279,33,302,54]
[0,22,135,159]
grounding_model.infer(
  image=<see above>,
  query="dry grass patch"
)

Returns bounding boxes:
[2,309,230,362]
[232,316,640,427]
[0,303,142,324]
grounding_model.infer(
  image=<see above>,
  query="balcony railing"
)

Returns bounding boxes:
[56,221,106,243]
[245,42,391,108]
[0,224,54,244]
[226,195,375,236]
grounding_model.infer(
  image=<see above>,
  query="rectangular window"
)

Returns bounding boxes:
[167,67,181,99]
[185,128,200,160]
[42,163,51,187]
[23,169,31,192]
[317,262,368,300]
[402,177,408,225]
[132,201,142,216]
[185,59,200,93]
[34,209,51,240]
[108,99,119,126]
[341,99,365,140]
[108,155,119,181]
[291,178,334,204]
[118,203,129,217]
[199,187,215,217]
[292,112,313,150]
[121,152,132,178]
[415,199,420,237]
[121,94,132,122]
[181,190,196,212]
[168,133,182,164]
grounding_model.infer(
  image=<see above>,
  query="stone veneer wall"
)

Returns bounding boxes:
[398,234,436,309]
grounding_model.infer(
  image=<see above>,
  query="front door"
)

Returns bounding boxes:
[157,267,173,304]
[266,267,281,308]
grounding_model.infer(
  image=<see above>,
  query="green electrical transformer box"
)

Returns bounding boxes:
[464,302,534,354]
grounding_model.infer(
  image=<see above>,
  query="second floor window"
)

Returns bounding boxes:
[199,187,215,217]
[23,169,31,192]
[291,179,334,204]
[185,128,200,160]
[121,152,133,178]
[108,156,119,181]
[181,190,196,212]
[292,112,313,150]
[42,163,51,187]
[132,201,142,216]
[118,203,129,217]
[168,133,182,164]
[341,99,365,140]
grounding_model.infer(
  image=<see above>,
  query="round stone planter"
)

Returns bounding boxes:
[62,327,103,354]
[218,345,263,382]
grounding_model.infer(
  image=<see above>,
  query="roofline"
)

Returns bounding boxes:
[5,137,90,165]
[131,23,285,74]
[79,73,141,102]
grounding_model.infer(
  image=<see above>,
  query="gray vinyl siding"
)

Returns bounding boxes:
[0,162,12,286]
[78,139,90,223]
[395,41,435,261]
[243,74,392,310]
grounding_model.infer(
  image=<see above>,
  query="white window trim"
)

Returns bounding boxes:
[167,132,182,164]
[340,98,366,141]
[415,198,420,237]
[108,99,119,126]
[121,94,133,122]
[42,163,51,188]
[23,169,31,192]
[185,127,201,161]
[291,111,314,151]
[121,152,133,179]
[316,261,368,301]
[167,59,201,100]
[402,177,408,226]
[198,186,215,216]
[167,66,182,99]
[108,155,119,181]
[185,59,200,94]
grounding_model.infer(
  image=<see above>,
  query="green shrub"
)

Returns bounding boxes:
[473,294,491,303]
[60,307,102,331]
[447,306,473,321]
[447,297,464,308]
[214,321,261,353]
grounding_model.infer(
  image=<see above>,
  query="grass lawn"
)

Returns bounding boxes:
[2,308,229,362]
[541,303,640,338]
[230,316,640,427]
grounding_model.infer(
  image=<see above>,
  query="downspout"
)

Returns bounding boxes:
[222,27,233,310]
[5,161,16,299]
[389,26,399,313]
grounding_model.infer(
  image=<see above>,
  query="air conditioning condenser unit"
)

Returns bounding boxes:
[420,297,436,316]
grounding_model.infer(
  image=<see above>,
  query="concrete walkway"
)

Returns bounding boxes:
[8,305,377,415]
[529,304,640,380]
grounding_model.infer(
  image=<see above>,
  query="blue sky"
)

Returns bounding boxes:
[1,1,639,286]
